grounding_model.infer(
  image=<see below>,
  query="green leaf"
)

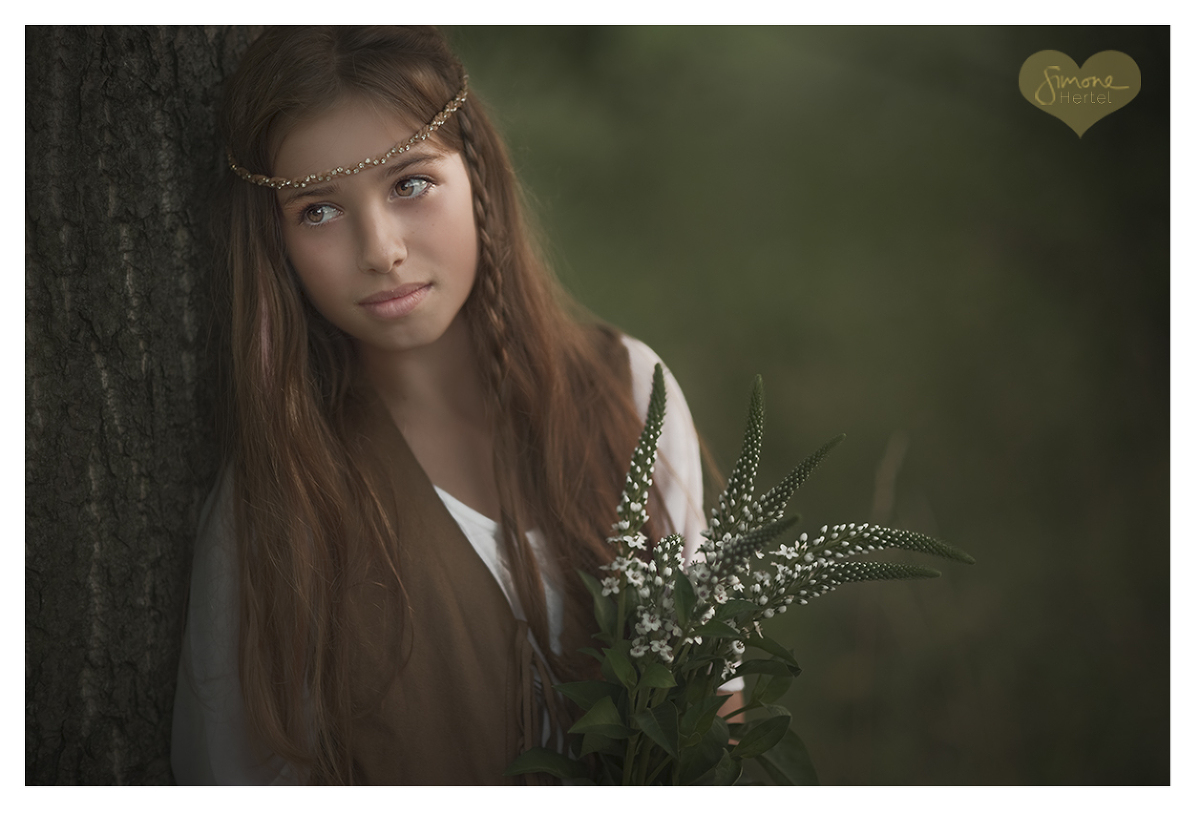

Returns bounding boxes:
[732,659,794,679]
[598,756,621,786]
[679,654,725,678]
[568,695,629,739]
[598,639,633,686]
[633,700,680,760]
[745,633,799,668]
[751,673,794,705]
[615,583,632,626]
[712,599,759,622]
[554,680,620,711]
[706,750,743,786]
[603,646,638,691]
[577,646,604,663]
[683,677,709,707]
[504,747,589,779]
[693,620,741,639]
[757,729,819,785]
[730,709,792,759]
[693,749,743,785]
[579,731,625,758]
[679,694,728,738]
[635,662,676,690]
[681,715,730,784]
[674,570,697,626]
[578,570,617,637]
[578,569,604,601]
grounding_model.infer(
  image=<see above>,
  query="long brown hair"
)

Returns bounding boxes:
[213,26,668,783]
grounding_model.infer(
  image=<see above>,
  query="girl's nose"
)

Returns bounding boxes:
[357,206,406,275]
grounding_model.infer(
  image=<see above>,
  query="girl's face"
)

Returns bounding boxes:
[273,96,478,358]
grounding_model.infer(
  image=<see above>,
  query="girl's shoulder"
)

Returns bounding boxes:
[616,332,688,425]
[187,467,240,616]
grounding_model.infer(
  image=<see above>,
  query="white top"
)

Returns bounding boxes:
[170,335,714,785]
[435,336,708,658]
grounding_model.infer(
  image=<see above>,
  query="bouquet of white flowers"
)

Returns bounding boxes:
[507,366,974,784]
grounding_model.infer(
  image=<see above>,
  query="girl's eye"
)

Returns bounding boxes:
[395,177,431,199]
[301,204,339,226]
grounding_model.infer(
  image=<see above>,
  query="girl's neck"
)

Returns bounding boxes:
[354,312,489,429]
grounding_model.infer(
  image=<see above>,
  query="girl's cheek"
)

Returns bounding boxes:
[288,231,335,271]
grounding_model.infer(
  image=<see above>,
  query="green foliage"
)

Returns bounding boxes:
[635,663,676,690]
[679,694,727,740]
[555,680,621,711]
[569,695,630,740]
[578,570,617,641]
[673,568,696,626]
[745,633,799,667]
[604,646,638,691]
[678,715,730,784]
[508,369,972,783]
[707,750,742,785]
[580,731,625,758]
[731,706,792,759]
[633,701,680,759]
[757,729,820,785]
[752,672,794,706]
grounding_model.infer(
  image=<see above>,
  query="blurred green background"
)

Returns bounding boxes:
[447,26,1169,784]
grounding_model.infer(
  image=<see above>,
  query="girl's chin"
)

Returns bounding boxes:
[349,323,460,358]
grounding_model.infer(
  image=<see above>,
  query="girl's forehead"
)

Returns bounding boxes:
[272,96,445,182]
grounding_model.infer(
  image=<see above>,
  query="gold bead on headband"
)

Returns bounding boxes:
[228,77,470,190]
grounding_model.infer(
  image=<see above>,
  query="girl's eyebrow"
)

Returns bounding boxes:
[279,152,442,208]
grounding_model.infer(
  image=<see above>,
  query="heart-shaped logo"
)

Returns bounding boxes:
[1019,50,1141,137]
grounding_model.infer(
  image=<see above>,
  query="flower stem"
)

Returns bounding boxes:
[646,754,672,785]
[635,738,654,784]
[622,734,638,785]
[615,585,627,645]
[721,702,758,720]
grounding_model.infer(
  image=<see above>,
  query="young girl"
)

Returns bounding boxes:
[171,26,729,785]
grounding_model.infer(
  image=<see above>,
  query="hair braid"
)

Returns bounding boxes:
[457,101,509,403]
[456,99,557,658]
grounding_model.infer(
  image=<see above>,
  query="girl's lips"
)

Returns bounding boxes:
[358,283,431,319]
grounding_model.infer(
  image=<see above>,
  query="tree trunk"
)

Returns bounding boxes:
[26,25,259,785]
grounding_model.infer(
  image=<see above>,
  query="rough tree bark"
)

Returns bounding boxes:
[26,26,259,785]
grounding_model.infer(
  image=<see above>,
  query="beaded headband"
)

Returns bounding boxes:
[227,77,470,190]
